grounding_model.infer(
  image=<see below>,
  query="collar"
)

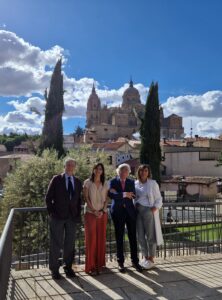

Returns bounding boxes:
[118,177,127,182]
[65,173,74,179]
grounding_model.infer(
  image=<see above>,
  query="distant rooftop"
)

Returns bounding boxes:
[162,175,218,185]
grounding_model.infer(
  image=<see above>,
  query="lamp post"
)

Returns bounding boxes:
[217,178,222,194]
[178,176,187,202]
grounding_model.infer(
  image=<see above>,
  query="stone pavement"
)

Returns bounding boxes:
[7,254,222,300]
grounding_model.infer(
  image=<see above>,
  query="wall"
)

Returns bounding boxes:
[163,151,222,177]
[161,182,217,198]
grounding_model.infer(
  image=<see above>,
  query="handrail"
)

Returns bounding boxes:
[0,208,15,300]
[1,201,222,299]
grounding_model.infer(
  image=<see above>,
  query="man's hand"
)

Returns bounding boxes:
[124,192,135,199]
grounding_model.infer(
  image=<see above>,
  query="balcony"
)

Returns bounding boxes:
[1,202,222,299]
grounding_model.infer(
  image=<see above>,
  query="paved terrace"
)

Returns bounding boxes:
[7,254,222,300]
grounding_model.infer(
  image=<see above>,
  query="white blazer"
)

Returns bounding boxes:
[135,179,164,246]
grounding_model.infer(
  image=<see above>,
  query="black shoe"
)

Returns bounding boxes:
[64,268,76,278]
[52,271,62,280]
[132,263,143,273]
[118,264,126,273]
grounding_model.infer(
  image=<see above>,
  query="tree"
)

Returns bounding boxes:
[140,82,161,184]
[74,126,84,137]
[39,59,65,157]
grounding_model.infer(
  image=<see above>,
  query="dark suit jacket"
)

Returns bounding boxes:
[108,176,136,219]
[45,173,82,221]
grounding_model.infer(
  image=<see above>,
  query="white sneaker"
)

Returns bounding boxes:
[140,259,149,269]
[140,259,154,270]
[146,260,155,270]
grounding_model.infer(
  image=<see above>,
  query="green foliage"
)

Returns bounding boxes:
[0,146,116,258]
[0,134,27,151]
[0,146,115,230]
[67,145,116,182]
[1,150,63,216]
[74,125,84,136]
[140,82,161,184]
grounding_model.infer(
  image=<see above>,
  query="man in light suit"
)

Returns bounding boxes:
[108,163,142,273]
[45,158,82,279]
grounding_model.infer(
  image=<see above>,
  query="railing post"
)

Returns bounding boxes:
[0,209,15,300]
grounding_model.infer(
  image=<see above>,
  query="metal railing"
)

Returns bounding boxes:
[1,201,222,299]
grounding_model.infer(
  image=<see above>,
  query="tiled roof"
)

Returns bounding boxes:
[162,176,218,185]
[92,142,127,151]
[0,154,34,160]
[117,158,140,167]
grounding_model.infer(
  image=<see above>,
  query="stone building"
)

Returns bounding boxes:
[84,80,184,143]
[160,108,184,139]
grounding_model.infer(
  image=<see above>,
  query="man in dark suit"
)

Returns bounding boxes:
[45,158,82,279]
[108,163,142,273]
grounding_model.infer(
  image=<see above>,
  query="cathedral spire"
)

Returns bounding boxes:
[129,76,133,87]
[92,81,96,93]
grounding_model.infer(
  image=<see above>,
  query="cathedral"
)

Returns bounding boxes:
[84,80,184,143]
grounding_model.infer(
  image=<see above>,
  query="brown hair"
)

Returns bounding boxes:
[137,164,152,181]
[90,163,105,185]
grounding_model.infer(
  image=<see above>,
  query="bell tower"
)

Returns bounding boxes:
[86,83,101,128]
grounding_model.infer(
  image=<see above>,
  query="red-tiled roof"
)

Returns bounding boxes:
[161,140,183,147]
[92,141,127,151]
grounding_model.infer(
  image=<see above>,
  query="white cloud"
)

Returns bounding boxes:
[163,91,222,137]
[0,115,42,135]
[8,97,45,115]
[1,29,222,137]
[163,91,222,118]
[0,30,150,135]
[0,30,65,96]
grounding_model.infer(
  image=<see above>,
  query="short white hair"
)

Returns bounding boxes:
[64,157,77,167]
[116,163,131,176]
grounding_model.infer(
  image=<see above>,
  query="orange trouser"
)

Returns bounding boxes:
[84,212,107,273]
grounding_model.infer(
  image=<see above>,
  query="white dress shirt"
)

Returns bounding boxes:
[135,179,162,208]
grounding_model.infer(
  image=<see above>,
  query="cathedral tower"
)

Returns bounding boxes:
[86,83,101,128]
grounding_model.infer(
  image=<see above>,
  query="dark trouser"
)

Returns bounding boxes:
[49,216,77,273]
[112,208,139,265]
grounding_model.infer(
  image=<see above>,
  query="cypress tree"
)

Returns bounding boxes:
[140,82,161,184]
[39,59,65,157]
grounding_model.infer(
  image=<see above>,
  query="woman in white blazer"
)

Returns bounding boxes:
[135,164,163,270]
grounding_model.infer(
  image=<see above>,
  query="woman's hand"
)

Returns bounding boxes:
[94,210,103,218]
[151,207,158,214]
[110,188,117,193]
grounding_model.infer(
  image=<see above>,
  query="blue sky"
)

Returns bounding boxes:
[1,0,222,136]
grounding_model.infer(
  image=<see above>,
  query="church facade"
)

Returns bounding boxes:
[84,80,184,143]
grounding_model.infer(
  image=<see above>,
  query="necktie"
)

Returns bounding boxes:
[68,177,74,200]
[121,180,125,191]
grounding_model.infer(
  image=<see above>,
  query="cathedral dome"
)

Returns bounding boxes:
[122,79,141,108]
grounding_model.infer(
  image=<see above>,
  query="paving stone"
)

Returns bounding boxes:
[8,254,222,300]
